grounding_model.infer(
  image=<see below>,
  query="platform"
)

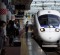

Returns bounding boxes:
[5,31,46,55]
[21,31,46,55]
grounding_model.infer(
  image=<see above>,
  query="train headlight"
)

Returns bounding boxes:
[40,28,45,32]
[55,28,59,32]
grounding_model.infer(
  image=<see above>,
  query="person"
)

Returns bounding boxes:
[7,20,15,46]
[25,21,29,38]
[0,20,7,53]
[14,20,20,37]
[14,20,20,30]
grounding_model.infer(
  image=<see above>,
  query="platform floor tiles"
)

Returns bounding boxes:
[3,30,45,55]
[5,47,20,55]
[4,32,28,55]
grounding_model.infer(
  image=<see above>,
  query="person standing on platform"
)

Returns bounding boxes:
[25,21,29,38]
[7,20,15,46]
[14,20,20,37]
[0,20,7,51]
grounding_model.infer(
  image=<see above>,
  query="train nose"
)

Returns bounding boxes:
[40,32,60,42]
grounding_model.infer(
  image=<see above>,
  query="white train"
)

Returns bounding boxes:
[33,10,60,47]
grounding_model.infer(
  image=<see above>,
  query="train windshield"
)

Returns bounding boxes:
[38,14,60,27]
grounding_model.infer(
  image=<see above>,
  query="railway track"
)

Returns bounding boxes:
[32,36,60,55]
[44,50,60,55]
[43,47,60,55]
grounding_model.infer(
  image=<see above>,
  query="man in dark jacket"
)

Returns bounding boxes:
[7,20,15,46]
[25,21,29,38]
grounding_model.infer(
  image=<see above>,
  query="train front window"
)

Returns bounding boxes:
[48,15,59,26]
[38,14,60,27]
[38,15,48,26]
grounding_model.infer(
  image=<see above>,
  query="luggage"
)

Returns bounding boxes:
[13,37,21,47]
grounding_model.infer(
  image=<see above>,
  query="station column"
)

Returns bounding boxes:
[0,2,7,36]
[0,2,7,22]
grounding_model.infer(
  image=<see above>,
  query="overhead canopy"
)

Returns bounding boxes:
[12,0,33,10]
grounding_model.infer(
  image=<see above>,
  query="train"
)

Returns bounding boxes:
[33,10,60,48]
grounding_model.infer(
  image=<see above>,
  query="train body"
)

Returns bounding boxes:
[33,10,60,47]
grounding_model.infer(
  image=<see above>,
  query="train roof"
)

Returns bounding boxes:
[38,10,60,17]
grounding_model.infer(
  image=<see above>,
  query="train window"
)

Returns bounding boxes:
[38,15,48,26]
[48,15,59,26]
[38,14,60,27]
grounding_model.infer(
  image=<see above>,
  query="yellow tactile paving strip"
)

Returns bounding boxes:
[20,38,29,55]
[20,32,29,55]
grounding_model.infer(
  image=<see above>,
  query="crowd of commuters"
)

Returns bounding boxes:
[0,20,20,48]
[6,20,20,46]
[0,18,32,51]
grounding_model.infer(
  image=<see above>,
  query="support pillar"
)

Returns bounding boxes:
[0,2,7,36]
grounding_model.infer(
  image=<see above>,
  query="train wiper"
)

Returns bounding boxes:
[48,25,53,28]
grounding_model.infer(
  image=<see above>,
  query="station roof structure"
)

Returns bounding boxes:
[30,0,60,13]
[12,0,32,10]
